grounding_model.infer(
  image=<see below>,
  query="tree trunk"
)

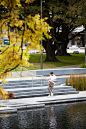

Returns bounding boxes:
[56,41,71,56]
[44,39,60,62]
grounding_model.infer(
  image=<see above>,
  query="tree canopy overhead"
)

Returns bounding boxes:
[44,0,86,59]
[0,0,86,80]
[28,0,86,61]
[0,0,52,80]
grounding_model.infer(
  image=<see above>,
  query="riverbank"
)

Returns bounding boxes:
[0,90,86,114]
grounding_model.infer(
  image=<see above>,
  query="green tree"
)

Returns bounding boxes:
[28,0,86,61]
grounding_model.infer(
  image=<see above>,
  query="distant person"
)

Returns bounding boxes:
[48,72,56,96]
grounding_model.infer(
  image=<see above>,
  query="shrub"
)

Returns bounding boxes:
[66,73,86,91]
[65,78,68,85]
[79,63,86,68]
[76,79,79,90]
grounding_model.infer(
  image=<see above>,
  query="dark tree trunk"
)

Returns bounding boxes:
[56,40,71,56]
[44,39,60,62]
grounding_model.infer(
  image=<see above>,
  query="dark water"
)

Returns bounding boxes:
[0,101,86,129]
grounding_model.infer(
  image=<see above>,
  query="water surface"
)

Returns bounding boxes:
[0,101,86,129]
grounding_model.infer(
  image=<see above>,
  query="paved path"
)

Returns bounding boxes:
[6,64,80,78]
[0,64,86,114]
[0,91,86,114]
[55,64,80,68]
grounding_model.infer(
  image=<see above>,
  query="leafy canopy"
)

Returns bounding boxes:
[0,0,52,80]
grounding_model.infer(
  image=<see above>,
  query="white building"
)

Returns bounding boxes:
[67,25,85,53]
[68,25,85,48]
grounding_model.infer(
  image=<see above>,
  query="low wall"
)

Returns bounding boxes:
[28,68,86,76]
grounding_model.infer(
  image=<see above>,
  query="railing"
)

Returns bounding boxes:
[10,67,49,87]
[28,70,48,87]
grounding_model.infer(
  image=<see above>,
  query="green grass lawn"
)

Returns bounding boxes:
[14,53,84,70]
[0,53,85,71]
[7,54,85,71]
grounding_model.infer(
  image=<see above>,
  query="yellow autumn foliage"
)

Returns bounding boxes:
[0,87,8,99]
[0,0,52,81]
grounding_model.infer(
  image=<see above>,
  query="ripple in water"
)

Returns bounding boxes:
[0,101,86,129]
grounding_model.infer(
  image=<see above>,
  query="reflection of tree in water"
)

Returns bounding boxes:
[48,107,57,129]
[65,102,86,129]
[0,114,18,129]
[17,111,30,129]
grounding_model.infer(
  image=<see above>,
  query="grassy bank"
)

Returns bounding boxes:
[13,53,85,70]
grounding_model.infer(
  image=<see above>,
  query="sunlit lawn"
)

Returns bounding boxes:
[13,53,85,70]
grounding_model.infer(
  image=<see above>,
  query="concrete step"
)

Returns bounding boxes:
[1,77,67,89]
[15,88,76,96]
[2,80,49,85]
[1,78,62,89]
[1,82,62,89]
[15,91,79,99]
[1,78,79,98]
[4,85,79,98]
[5,85,75,92]
[4,79,48,83]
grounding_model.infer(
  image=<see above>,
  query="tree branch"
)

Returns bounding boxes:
[48,17,62,44]
[68,29,85,40]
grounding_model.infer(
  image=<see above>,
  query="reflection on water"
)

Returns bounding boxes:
[0,114,11,118]
[48,107,57,129]
[0,101,86,129]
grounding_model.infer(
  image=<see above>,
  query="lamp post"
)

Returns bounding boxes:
[41,0,43,69]
[85,28,86,63]
[40,0,45,69]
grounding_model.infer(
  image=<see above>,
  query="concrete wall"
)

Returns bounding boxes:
[28,68,86,76]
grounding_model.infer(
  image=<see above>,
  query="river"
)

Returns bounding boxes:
[0,101,86,129]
